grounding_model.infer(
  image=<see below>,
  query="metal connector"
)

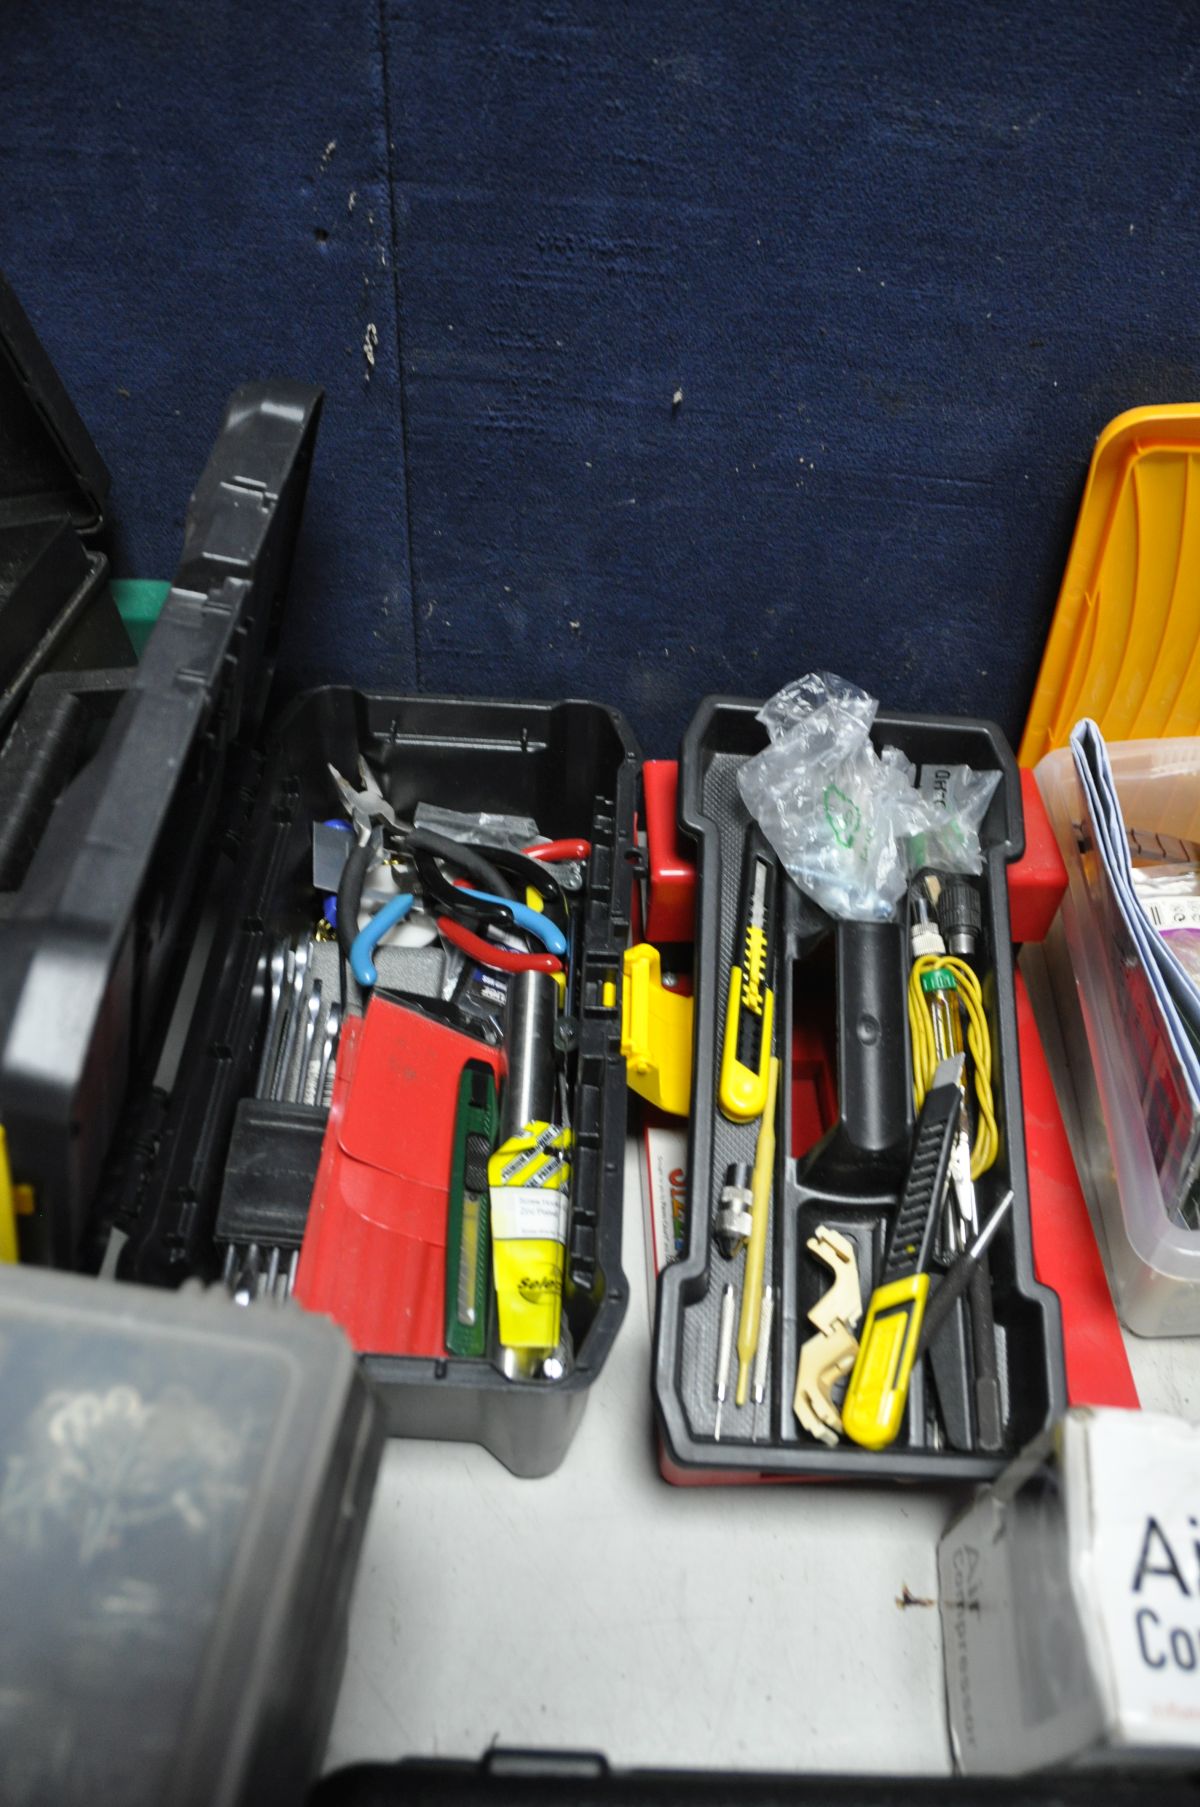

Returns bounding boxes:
[714,1161,753,1259]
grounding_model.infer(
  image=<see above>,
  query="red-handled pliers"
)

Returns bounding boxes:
[522,839,592,863]
[438,916,563,974]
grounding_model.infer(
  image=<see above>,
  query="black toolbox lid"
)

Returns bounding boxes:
[0,380,323,1266]
[0,269,110,534]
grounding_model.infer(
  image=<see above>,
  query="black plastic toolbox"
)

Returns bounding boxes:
[110,685,638,1475]
[653,697,1066,1482]
[0,365,639,1479]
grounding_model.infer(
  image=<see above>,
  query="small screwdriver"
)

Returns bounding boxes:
[714,1281,736,1441]
[918,1190,1013,1356]
[735,1054,780,1408]
[751,1285,775,1441]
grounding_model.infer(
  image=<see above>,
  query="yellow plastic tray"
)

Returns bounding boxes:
[1020,404,1200,765]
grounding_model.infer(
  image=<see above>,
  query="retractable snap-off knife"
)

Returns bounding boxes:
[719,825,778,1122]
[842,1052,964,1450]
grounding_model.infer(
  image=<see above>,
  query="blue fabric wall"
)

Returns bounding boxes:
[3,2,1198,754]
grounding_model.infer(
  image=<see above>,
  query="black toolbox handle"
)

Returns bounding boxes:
[835,918,909,1157]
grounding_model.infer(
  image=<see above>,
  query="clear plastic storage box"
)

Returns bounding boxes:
[1035,737,1200,1335]
[0,1264,382,1806]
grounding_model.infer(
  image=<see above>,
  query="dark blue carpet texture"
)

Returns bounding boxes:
[3,2,1198,754]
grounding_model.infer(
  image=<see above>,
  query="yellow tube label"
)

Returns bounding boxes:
[489,1121,572,1350]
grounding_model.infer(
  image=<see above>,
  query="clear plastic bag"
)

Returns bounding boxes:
[905,761,1003,878]
[1131,863,1200,987]
[737,673,1000,922]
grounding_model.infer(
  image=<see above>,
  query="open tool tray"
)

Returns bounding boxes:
[102,686,638,1477]
[653,698,1065,1482]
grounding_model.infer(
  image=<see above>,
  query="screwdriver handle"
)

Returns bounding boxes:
[918,1255,978,1352]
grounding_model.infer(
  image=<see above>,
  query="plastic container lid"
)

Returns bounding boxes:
[0,1263,381,1806]
[1021,405,1200,766]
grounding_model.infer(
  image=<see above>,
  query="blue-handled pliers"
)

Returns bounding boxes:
[350,884,565,987]
[349,890,416,987]
[456,887,567,957]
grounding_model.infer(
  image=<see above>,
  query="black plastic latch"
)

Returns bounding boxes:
[481,1749,611,1782]
[0,269,110,535]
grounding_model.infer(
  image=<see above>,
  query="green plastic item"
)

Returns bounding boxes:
[110,578,170,658]
[445,1060,499,1358]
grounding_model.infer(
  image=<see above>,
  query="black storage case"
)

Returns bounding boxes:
[0,372,638,1480]
[0,270,132,739]
[653,698,1066,1482]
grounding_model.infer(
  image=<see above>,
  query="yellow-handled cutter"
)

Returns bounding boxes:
[842,1052,964,1451]
[719,826,777,1122]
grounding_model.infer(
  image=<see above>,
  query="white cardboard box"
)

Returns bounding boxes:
[940,1407,1200,1772]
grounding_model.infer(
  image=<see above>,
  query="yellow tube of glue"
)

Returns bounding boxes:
[489,970,572,1353]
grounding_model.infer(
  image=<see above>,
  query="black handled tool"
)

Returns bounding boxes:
[919,1189,1013,1356]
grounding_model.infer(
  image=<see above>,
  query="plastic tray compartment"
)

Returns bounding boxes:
[654,697,1065,1483]
[1036,738,1200,1335]
[115,687,639,1479]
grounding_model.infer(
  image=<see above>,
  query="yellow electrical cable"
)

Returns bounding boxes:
[907,954,998,1179]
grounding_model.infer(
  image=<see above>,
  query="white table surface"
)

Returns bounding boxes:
[324,1139,1200,1778]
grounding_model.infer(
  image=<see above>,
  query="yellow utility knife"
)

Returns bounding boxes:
[719,826,777,1121]
[842,1053,964,1450]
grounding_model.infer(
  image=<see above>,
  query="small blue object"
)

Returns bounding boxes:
[458,887,568,957]
[350,891,415,987]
